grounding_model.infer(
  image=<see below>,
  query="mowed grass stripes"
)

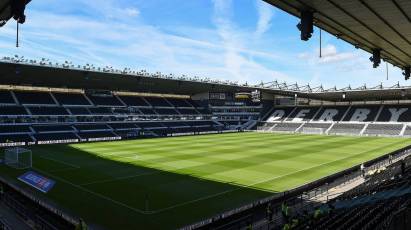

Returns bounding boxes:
[1,132,411,229]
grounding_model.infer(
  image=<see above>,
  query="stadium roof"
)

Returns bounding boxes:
[0,0,30,26]
[298,87,411,102]
[0,60,274,95]
[3,59,411,102]
[0,0,13,25]
[264,0,411,74]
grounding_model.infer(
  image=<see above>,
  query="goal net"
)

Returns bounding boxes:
[4,147,32,169]
[300,127,325,135]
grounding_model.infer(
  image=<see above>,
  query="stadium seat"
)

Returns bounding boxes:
[0,134,33,143]
[378,106,411,122]
[75,124,111,131]
[117,95,150,107]
[144,97,172,107]
[138,108,157,115]
[166,98,193,107]
[107,123,139,130]
[34,133,78,141]
[28,106,69,116]
[87,95,123,106]
[32,125,74,133]
[88,107,113,115]
[363,124,403,136]
[77,131,117,139]
[286,107,320,122]
[312,106,350,122]
[342,105,380,122]
[266,107,295,122]
[0,106,28,115]
[0,91,16,104]
[0,125,31,134]
[67,107,91,115]
[178,108,200,115]
[53,93,91,106]
[14,91,56,105]
[155,108,179,115]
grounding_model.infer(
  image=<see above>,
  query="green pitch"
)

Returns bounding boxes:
[1,132,411,229]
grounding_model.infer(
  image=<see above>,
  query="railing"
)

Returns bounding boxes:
[0,216,12,230]
[257,121,410,138]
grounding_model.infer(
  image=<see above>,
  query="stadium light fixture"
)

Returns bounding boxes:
[403,66,410,80]
[294,93,298,106]
[342,92,346,100]
[369,49,381,68]
[297,11,314,41]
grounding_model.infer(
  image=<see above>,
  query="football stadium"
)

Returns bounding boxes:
[1,0,411,230]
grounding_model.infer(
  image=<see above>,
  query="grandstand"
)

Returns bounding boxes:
[260,104,411,137]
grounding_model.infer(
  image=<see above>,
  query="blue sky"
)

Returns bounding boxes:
[0,0,406,88]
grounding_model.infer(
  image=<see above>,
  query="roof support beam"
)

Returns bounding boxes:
[0,1,10,19]
[392,0,411,23]
[360,0,411,47]
[327,0,411,60]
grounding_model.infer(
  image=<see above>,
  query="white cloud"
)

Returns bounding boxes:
[125,8,140,17]
[255,0,274,37]
[209,0,294,83]
[298,44,358,64]
[318,45,357,63]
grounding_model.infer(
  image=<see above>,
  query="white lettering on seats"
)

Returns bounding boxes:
[293,109,310,122]
[388,108,408,122]
[267,110,285,122]
[318,109,338,122]
[350,109,370,122]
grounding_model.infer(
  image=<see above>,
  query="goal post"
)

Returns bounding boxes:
[4,147,32,169]
[300,127,325,135]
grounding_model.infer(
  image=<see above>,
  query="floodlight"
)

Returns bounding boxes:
[297,11,314,41]
[403,66,410,80]
[369,49,381,68]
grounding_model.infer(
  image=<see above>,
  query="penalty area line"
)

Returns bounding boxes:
[37,155,81,169]
[79,170,158,186]
[32,167,149,215]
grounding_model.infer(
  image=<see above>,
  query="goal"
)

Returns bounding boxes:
[300,127,325,135]
[4,147,32,169]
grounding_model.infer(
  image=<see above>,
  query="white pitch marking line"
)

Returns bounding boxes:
[33,167,149,215]
[48,168,79,173]
[80,171,158,186]
[38,155,80,169]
